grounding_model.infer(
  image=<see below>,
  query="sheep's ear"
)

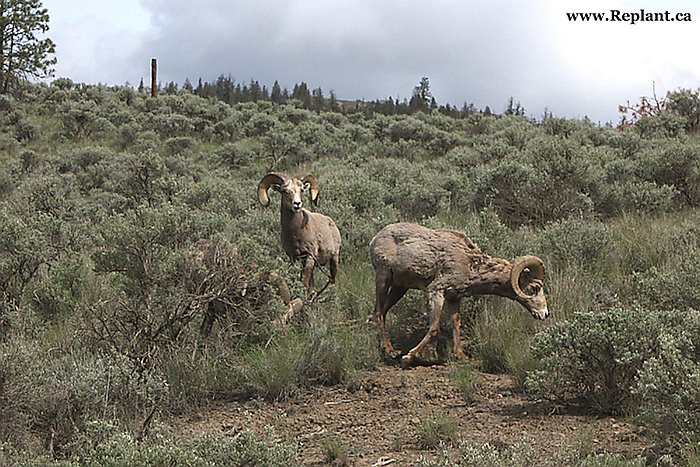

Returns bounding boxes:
[302,182,311,192]
[271,184,282,192]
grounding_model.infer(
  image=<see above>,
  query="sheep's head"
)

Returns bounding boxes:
[257,172,319,212]
[510,255,549,320]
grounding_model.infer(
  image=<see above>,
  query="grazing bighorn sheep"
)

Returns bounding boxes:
[257,172,341,298]
[370,222,549,368]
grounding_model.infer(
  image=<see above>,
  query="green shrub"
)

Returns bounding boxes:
[419,438,645,467]
[635,141,700,207]
[164,136,196,157]
[448,361,481,402]
[632,309,700,450]
[536,218,613,273]
[59,100,115,140]
[631,226,700,311]
[666,88,700,133]
[414,413,458,449]
[598,181,678,216]
[231,317,378,401]
[473,300,540,381]
[320,436,350,465]
[62,421,297,466]
[447,440,538,467]
[0,341,169,457]
[31,252,93,322]
[526,306,700,420]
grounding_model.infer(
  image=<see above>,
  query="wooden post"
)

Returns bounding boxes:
[151,58,157,98]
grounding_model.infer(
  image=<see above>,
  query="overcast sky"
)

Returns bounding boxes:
[41,0,699,123]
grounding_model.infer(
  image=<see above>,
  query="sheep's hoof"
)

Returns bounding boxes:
[400,355,414,369]
[381,350,401,365]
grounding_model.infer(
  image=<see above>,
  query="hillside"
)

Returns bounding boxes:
[1,82,699,465]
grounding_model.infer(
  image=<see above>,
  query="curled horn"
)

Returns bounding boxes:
[298,173,319,207]
[510,255,546,298]
[257,172,289,206]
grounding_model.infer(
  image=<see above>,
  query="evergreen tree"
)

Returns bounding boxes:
[271,80,284,104]
[182,78,193,92]
[249,79,262,101]
[409,76,432,112]
[0,0,56,93]
[328,89,340,112]
[215,74,235,104]
[505,97,525,117]
[292,82,312,108]
[312,86,324,113]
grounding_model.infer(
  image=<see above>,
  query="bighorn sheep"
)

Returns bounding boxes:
[191,239,304,338]
[257,172,341,298]
[370,222,549,368]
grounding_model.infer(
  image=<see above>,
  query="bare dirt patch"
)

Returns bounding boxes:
[172,364,650,465]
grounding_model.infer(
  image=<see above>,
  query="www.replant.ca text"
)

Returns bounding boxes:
[567,10,692,25]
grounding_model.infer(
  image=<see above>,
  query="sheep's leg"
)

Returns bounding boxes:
[448,298,467,360]
[200,300,222,338]
[308,258,337,302]
[402,291,445,368]
[378,284,408,358]
[374,270,401,356]
[329,256,338,284]
[302,256,316,299]
[373,270,393,354]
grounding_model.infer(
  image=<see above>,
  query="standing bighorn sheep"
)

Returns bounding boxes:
[370,222,549,368]
[257,172,341,298]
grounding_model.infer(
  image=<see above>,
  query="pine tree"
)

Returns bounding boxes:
[0,0,56,93]
[182,78,193,92]
[271,80,284,104]
[409,77,432,113]
[312,86,324,113]
[292,82,312,108]
[328,89,339,112]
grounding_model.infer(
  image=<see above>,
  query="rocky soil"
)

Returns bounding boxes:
[173,363,650,465]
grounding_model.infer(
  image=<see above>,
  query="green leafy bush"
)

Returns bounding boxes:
[448,361,481,402]
[527,307,656,414]
[230,317,378,401]
[526,306,700,428]
[536,218,613,272]
[0,342,168,457]
[61,422,297,466]
[414,412,458,449]
[632,309,700,449]
[635,141,700,206]
[632,224,700,310]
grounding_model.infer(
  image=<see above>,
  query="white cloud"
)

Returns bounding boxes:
[41,0,700,122]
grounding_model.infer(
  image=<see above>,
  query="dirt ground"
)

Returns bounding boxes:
[173,363,651,466]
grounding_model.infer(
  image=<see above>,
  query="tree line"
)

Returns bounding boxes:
[146,74,496,118]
